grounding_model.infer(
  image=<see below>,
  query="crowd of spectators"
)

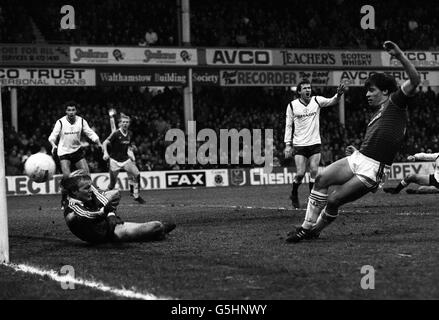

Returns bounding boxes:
[190,0,439,49]
[3,85,439,175]
[1,0,439,50]
[0,0,35,43]
[2,1,439,177]
[26,0,177,46]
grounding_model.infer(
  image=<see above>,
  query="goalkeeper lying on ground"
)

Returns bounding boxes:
[62,170,175,244]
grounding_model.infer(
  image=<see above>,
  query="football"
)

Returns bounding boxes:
[24,153,56,183]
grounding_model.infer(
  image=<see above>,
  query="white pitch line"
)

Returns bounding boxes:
[395,212,438,216]
[3,262,173,300]
[40,203,436,216]
[42,203,294,211]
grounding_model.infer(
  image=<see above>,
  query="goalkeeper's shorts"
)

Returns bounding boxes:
[66,214,124,244]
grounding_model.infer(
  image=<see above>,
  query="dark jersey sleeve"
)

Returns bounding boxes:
[91,185,109,206]
[390,87,410,109]
[65,203,105,220]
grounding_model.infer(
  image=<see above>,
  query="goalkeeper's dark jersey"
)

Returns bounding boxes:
[106,129,131,162]
[63,185,113,243]
[360,87,410,166]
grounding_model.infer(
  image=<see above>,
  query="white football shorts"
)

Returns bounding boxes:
[347,150,390,189]
[109,158,139,175]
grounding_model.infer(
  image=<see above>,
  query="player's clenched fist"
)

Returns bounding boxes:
[284,145,293,159]
[407,155,416,161]
[383,41,403,59]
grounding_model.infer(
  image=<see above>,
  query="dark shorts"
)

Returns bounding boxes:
[59,148,86,163]
[67,214,124,244]
[294,144,321,158]
[429,174,439,188]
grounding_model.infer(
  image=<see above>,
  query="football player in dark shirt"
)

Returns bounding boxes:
[287,41,421,243]
[62,170,175,244]
[103,114,145,204]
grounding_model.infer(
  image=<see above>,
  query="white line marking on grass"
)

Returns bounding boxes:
[43,203,295,212]
[397,253,412,257]
[44,203,433,216]
[3,263,173,300]
[395,212,438,216]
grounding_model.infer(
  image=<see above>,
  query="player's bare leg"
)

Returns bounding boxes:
[103,189,172,242]
[74,158,90,173]
[114,221,176,242]
[384,174,429,194]
[108,170,119,190]
[313,176,370,234]
[287,158,355,243]
[291,155,306,208]
[126,161,145,204]
[308,153,321,192]
[60,160,72,209]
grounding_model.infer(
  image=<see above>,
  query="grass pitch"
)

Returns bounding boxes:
[1,184,439,299]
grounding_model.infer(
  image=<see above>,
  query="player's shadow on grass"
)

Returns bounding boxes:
[10,234,132,250]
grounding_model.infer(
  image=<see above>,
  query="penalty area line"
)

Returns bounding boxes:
[3,262,173,300]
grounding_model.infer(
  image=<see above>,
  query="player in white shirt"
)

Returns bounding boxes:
[383,152,439,194]
[284,80,346,208]
[48,101,103,208]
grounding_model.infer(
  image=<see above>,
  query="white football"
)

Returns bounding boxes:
[24,153,56,183]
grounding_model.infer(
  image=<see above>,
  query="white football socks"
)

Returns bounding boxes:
[302,190,328,229]
[313,208,338,233]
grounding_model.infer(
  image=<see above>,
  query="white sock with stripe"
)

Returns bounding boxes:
[313,207,339,233]
[301,190,328,229]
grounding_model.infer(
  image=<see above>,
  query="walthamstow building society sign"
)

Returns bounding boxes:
[96,68,187,86]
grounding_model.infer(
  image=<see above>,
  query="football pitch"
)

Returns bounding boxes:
[1,184,439,300]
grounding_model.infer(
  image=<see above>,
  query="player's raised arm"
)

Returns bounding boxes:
[383,41,420,96]
[108,108,117,133]
[316,83,346,108]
